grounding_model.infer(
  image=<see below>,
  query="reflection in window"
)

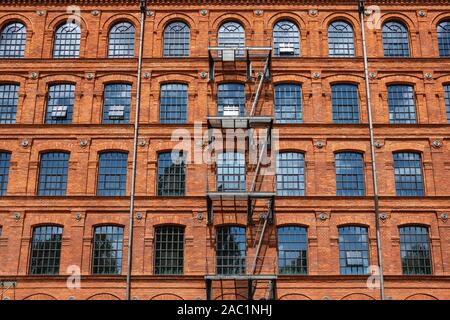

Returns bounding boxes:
[102,83,132,124]
[53,22,80,58]
[437,21,450,57]
[387,85,416,124]
[278,226,308,274]
[163,21,190,57]
[154,226,184,275]
[29,225,63,275]
[328,21,355,57]
[157,151,186,196]
[382,21,410,57]
[45,84,75,124]
[335,152,365,196]
[92,225,124,274]
[217,152,246,192]
[108,22,135,58]
[338,226,369,275]
[97,152,128,196]
[216,226,246,275]
[276,152,305,196]
[393,152,424,196]
[274,84,302,123]
[38,152,69,196]
[160,83,188,124]
[0,84,19,124]
[331,84,360,123]
[400,226,432,275]
[0,22,26,58]
[273,20,300,57]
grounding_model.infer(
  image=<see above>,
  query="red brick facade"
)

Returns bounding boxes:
[0,0,449,300]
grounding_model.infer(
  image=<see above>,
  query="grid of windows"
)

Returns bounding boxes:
[97,152,128,196]
[218,21,245,57]
[400,226,432,275]
[157,151,186,196]
[92,225,124,275]
[160,83,188,124]
[163,21,190,57]
[335,152,365,196]
[154,226,184,275]
[216,226,246,275]
[29,225,63,275]
[274,84,302,123]
[445,85,450,123]
[277,226,308,274]
[276,152,305,196]
[217,152,246,192]
[0,22,26,58]
[331,84,360,123]
[53,22,80,58]
[338,226,369,275]
[0,152,11,196]
[273,20,300,57]
[393,152,424,196]
[37,152,69,196]
[0,84,18,124]
[437,21,450,57]
[45,84,75,124]
[102,83,131,124]
[328,21,355,57]
[382,21,410,57]
[217,83,245,116]
[387,85,416,124]
[108,22,135,58]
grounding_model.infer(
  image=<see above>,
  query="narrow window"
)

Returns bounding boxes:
[276,152,305,196]
[0,84,18,124]
[29,225,63,275]
[102,83,132,124]
[157,151,186,196]
[0,152,11,196]
[217,83,245,117]
[97,152,128,196]
[92,225,124,274]
[328,21,355,57]
[335,152,365,196]
[274,84,302,123]
[393,152,424,196]
[216,226,246,275]
[217,152,246,192]
[53,22,80,58]
[37,152,69,196]
[338,226,369,275]
[163,21,190,57]
[437,20,450,57]
[0,22,26,58]
[160,83,188,124]
[444,84,450,123]
[273,20,300,57]
[400,226,432,275]
[45,84,75,124]
[278,226,308,274]
[331,84,360,123]
[108,22,135,58]
[387,85,416,124]
[154,226,184,275]
[382,21,410,57]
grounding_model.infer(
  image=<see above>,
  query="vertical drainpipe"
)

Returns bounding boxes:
[126,0,147,301]
[358,0,385,300]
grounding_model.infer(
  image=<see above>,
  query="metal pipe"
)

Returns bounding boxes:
[358,0,385,300]
[126,0,147,301]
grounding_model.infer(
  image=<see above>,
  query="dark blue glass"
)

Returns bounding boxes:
[217,83,245,116]
[53,22,80,58]
[102,83,132,124]
[92,225,124,274]
[274,84,302,123]
[0,152,11,195]
[382,21,410,57]
[437,21,450,57]
[0,22,26,58]
[387,85,416,124]
[217,152,245,192]
[400,226,432,275]
[393,152,424,196]
[164,21,190,57]
[216,226,246,275]
[0,84,18,124]
[154,226,184,275]
[160,83,188,124]
[97,152,128,196]
[218,22,245,57]
[278,226,308,274]
[332,84,360,123]
[335,152,365,196]
[157,151,186,196]
[276,152,305,196]
[45,84,75,124]
[338,226,369,275]
[444,85,450,123]
[328,21,355,57]
[38,152,69,196]
[108,22,135,58]
[29,225,63,275]
[273,20,300,57]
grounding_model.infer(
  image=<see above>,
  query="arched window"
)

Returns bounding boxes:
[92,225,124,274]
[328,21,355,57]
[399,226,432,275]
[38,152,69,196]
[217,83,245,116]
[335,152,365,196]
[0,83,19,124]
[154,226,185,275]
[382,21,410,57]
[0,22,26,58]
[29,225,63,275]
[274,84,302,123]
[338,226,369,275]
[276,152,305,196]
[216,226,246,275]
[217,152,245,192]
[53,22,80,58]
[108,22,135,58]
[45,83,75,124]
[387,85,416,124]
[218,21,245,57]
[157,151,186,196]
[331,84,360,123]
[0,152,11,196]
[273,20,300,57]
[97,152,128,196]
[102,83,132,124]
[163,21,190,57]
[277,226,308,274]
[393,152,424,196]
[160,83,188,124]
[437,20,450,57]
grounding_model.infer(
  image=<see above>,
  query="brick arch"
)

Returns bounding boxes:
[46,14,88,33]
[279,293,312,300]
[212,13,252,33]
[96,74,137,85]
[150,293,184,300]
[277,148,307,155]
[23,293,57,300]
[321,13,360,31]
[152,73,197,85]
[87,293,121,300]
[156,13,196,31]
[341,293,375,300]
[324,74,365,85]
[404,293,438,300]
[430,12,450,27]
[267,12,307,31]
[38,74,84,94]
[386,142,426,154]
[101,14,140,34]
[380,13,418,32]
[28,144,73,163]
[272,74,310,84]
[0,74,27,85]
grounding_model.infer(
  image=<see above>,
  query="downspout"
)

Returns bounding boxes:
[358,0,385,300]
[126,0,147,301]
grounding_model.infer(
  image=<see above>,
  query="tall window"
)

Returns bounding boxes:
[444,84,450,123]
[387,85,416,124]
[53,22,80,58]
[328,21,355,57]
[102,83,132,124]
[274,84,302,123]
[400,226,432,275]
[163,21,190,57]
[218,21,245,57]
[160,83,188,124]
[437,21,450,57]
[331,84,360,123]
[154,226,184,275]
[0,84,19,124]
[217,83,245,116]
[393,152,424,196]
[45,84,75,124]
[382,21,410,57]
[92,225,124,275]
[108,22,135,58]
[216,226,246,275]
[0,22,26,58]
[0,152,11,196]
[97,152,128,196]
[273,20,300,57]
[29,225,63,275]
[338,226,369,275]
[157,151,186,196]
[276,152,305,196]
[38,152,69,196]
[217,152,245,192]
[277,226,308,274]
[335,152,365,196]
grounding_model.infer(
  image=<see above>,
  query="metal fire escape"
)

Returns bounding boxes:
[205,33,277,300]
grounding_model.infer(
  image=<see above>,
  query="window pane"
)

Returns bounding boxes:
[332,84,360,123]
[0,22,26,58]
[328,21,355,57]
[338,226,369,275]
[217,83,245,116]
[382,21,410,57]
[45,84,75,124]
[393,152,424,196]
[29,226,63,275]
[108,22,135,58]
[273,20,300,57]
[0,152,11,196]
[274,84,302,123]
[444,85,450,123]
[400,226,432,275]
[38,152,69,196]
[278,226,308,274]
[216,226,246,275]
[154,226,184,275]
[160,83,188,124]
[53,23,80,58]
[437,21,450,57]
[387,85,416,124]
[157,151,186,196]
[276,152,305,196]
[97,152,128,196]
[102,83,132,124]
[0,84,18,124]
[92,225,124,274]
[163,22,190,57]
[218,22,245,57]
[217,152,246,192]
[335,152,365,196]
